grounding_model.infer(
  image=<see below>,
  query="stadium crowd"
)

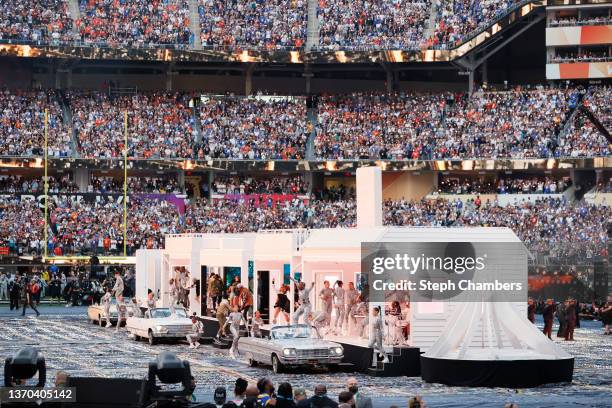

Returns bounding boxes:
[1,192,608,262]
[212,175,308,195]
[0,89,72,157]
[437,176,571,195]
[88,176,183,194]
[69,91,196,159]
[194,96,308,160]
[0,175,78,193]
[198,0,307,49]
[430,0,522,48]
[314,87,604,160]
[0,0,73,43]
[75,0,191,47]
[316,0,430,50]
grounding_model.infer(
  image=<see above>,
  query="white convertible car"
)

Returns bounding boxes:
[237,324,344,373]
[125,307,193,345]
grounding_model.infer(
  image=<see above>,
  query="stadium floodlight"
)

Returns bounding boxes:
[4,347,46,387]
[147,352,192,401]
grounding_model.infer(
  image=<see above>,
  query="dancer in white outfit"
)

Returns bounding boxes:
[368,307,388,365]
[166,278,180,314]
[0,273,8,300]
[319,281,333,327]
[344,282,359,328]
[112,271,124,298]
[115,296,127,333]
[101,289,112,328]
[332,281,345,333]
[290,278,315,324]
[187,316,203,348]
[224,306,248,359]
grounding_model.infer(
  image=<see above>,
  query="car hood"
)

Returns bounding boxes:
[270,338,342,349]
[146,317,193,325]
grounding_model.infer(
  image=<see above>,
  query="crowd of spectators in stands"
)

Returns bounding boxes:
[70,91,196,159]
[0,197,43,255]
[0,0,73,43]
[0,175,78,193]
[316,0,430,50]
[549,15,612,27]
[194,96,308,160]
[0,89,72,157]
[582,85,611,131]
[212,175,308,195]
[457,197,610,261]
[595,177,612,193]
[87,176,183,194]
[315,86,598,160]
[437,176,571,194]
[76,0,191,47]
[198,0,306,49]
[429,0,522,48]
[551,50,610,63]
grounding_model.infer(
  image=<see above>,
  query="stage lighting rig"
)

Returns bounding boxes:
[146,352,193,406]
[3,348,46,387]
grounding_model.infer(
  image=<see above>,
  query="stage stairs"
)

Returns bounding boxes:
[367,346,421,377]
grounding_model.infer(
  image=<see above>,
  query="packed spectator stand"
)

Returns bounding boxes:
[0,0,536,50]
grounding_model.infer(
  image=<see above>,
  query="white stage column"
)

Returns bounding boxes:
[356,166,382,228]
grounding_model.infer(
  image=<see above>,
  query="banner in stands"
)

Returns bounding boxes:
[546,25,612,46]
[546,62,612,79]
[211,193,309,206]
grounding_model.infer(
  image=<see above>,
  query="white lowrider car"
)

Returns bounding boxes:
[237,324,344,373]
[126,307,193,345]
[87,297,132,327]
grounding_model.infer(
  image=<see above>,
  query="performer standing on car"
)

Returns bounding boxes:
[101,288,112,328]
[112,270,124,298]
[146,289,157,309]
[225,305,248,359]
[319,280,333,327]
[332,280,345,334]
[290,278,315,324]
[271,280,290,324]
[167,278,180,314]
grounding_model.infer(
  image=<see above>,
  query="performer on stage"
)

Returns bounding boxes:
[146,289,157,309]
[187,315,203,348]
[344,282,359,328]
[225,305,248,359]
[112,270,124,298]
[167,278,180,314]
[216,298,231,338]
[271,279,290,324]
[130,297,143,318]
[332,280,346,334]
[319,280,334,327]
[595,298,612,335]
[251,310,264,338]
[290,278,315,324]
[116,295,127,333]
[369,306,388,365]
[565,298,577,341]
[101,288,112,328]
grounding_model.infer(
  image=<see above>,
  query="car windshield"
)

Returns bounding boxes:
[270,324,313,339]
[150,308,187,318]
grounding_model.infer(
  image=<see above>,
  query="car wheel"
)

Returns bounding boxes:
[248,356,257,367]
[271,354,283,374]
[98,316,104,327]
[148,330,157,346]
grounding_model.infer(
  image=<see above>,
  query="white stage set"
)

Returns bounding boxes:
[135,167,574,384]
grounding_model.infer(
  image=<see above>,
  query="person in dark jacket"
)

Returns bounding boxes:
[542,299,555,339]
[307,385,338,408]
[9,276,22,310]
[565,298,577,341]
[22,279,40,317]
[527,298,536,324]
[276,383,297,408]
[556,301,567,338]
